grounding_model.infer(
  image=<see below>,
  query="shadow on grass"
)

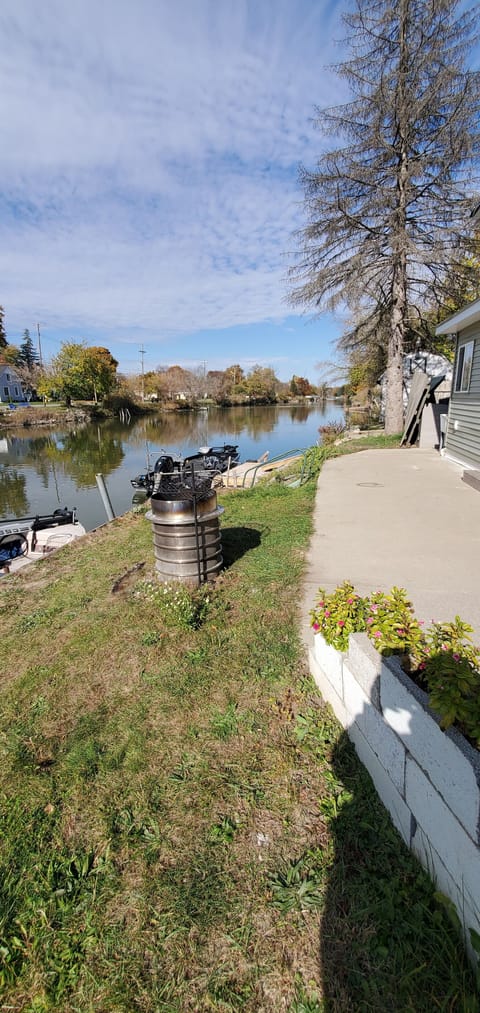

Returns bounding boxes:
[221,525,265,568]
[320,726,477,1012]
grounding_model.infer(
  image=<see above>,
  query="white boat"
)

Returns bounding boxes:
[0,508,86,575]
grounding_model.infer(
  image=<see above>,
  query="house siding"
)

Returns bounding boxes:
[0,367,26,403]
[446,324,480,467]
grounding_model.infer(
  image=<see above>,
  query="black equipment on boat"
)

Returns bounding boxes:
[131,445,240,497]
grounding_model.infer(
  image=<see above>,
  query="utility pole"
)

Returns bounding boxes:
[36,322,43,369]
[139,345,145,401]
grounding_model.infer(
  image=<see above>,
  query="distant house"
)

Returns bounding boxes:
[0,364,26,404]
[436,298,480,467]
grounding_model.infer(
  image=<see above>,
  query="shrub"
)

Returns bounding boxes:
[310,581,368,651]
[101,393,139,414]
[365,587,425,666]
[310,581,480,748]
[318,421,346,446]
[419,617,480,747]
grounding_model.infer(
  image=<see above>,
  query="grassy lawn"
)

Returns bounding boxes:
[0,455,477,1011]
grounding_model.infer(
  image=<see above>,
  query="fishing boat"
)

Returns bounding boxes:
[0,508,86,575]
[131,444,240,498]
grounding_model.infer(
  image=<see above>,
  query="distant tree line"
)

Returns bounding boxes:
[0,314,325,408]
[122,362,324,407]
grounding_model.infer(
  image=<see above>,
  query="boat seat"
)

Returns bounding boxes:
[0,532,28,562]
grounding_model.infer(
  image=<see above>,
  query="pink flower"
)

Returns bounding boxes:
[453,652,460,662]
[312,622,320,632]
[419,662,426,671]
[347,598,354,604]
[373,631,382,639]
[317,601,324,608]
[367,617,374,625]
[396,628,405,635]
[324,610,331,617]
[370,605,378,613]
[441,644,448,652]
[338,620,345,627]
[418,620,425,626]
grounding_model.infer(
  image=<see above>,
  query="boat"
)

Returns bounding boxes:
[131,445,240,498]
[0,508,86,575]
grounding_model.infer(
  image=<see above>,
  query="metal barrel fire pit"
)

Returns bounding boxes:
[145,473,224,586]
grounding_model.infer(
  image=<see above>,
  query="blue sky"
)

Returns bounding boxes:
[0,0,349,384]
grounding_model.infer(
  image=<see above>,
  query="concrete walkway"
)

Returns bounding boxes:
[301,447,480,645]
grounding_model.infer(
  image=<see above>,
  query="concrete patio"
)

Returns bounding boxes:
[301,447,480,643]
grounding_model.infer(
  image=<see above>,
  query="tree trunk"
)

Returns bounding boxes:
[384,291,405,434]
[384,0,409,436]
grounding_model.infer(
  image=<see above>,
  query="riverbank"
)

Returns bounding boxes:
[0,448,476,1010]
[0,405,92,429]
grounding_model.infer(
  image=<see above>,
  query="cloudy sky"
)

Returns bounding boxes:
[0,0,348,382]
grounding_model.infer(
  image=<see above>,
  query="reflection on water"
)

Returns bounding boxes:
[0,403,344,531]
[0,468,29,517]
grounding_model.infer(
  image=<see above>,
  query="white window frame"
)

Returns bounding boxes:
[455,339,475,393]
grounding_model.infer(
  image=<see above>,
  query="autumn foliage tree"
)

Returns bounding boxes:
[290,0,480,433]
[49,342,118,402]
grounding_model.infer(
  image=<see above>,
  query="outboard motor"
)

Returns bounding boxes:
[152,455,176,496]
[153,455,175,476]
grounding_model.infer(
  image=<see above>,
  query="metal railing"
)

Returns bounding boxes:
[240,448,310,488]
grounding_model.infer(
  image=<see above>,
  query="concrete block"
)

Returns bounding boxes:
[309,648,348,729]
[412,823,480,960]
[347,633,382,708]
[343,662,406,795]
[348,722,412,846]
[381,664,480,843]
[312,632,344,699]
[406,756,480,918]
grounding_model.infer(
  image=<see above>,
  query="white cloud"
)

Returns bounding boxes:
[0,0,346,365]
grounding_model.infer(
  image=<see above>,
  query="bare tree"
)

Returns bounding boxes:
[290,0,480,433]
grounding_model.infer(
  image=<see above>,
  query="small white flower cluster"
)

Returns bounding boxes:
[136,579,211,629]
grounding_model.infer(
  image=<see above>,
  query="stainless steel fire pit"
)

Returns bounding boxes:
[145,476,224,586]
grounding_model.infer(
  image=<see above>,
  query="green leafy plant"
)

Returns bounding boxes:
[208,814,240,844]
[310,581,368,650]
[419,617,480,747]
[267,857,324,914]
[365,586,425,663]
[311,581,480,749]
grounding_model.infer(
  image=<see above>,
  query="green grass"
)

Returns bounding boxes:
[0,459,477,1011]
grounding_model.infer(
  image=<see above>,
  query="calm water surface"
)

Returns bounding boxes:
[0,403,344,532]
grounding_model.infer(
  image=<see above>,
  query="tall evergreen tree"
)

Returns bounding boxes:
[19,328,39,369]
[290,0,480,433]
[0,306,7,350]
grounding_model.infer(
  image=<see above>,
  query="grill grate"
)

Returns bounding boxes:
[151,471,214,502]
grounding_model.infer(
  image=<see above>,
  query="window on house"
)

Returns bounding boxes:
[3,387,9,397]
[14,386,19,396]
[455,340,475,392]
[6,373,10,382]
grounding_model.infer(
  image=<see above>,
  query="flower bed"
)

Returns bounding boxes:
[309,585,480,962]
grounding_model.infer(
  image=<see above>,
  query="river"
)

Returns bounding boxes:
[0,402,345,532]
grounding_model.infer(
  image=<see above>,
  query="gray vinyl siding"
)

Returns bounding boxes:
[446,324,480,466]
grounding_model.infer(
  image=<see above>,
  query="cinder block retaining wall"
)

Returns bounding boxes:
[310,631,480,954]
